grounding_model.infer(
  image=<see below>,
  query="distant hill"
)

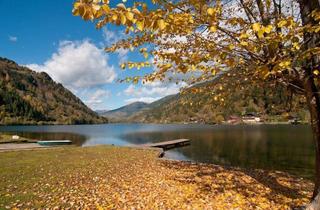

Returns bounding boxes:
[95,109,109,115]
[101,79,309,124]
[100,95,181,122]
[101,102,149,121]
[0,57,108,125]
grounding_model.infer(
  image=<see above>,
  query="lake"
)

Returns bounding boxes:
[0,123,315,179]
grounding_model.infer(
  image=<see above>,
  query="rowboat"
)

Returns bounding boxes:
[37,140,72,146]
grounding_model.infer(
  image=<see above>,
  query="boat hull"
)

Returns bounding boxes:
[37,140,72,146]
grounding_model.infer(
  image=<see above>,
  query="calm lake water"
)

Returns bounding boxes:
[0,124,315,178]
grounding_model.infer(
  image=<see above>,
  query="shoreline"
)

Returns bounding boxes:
[0,121,310,127]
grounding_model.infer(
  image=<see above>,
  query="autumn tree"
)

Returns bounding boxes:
[73,0,320,203]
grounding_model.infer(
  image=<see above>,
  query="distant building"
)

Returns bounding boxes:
[287,115,301,124]
[242,113,261,124]
[12,135,20,140]
[227,116,241,124]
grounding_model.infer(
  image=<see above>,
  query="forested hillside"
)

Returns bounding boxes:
[104,77,309,124]
[132,81,309,124]
[0,57,107,125]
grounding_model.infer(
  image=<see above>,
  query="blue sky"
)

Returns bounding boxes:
[0,0,184,110]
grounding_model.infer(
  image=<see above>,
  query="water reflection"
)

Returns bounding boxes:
[1,131,87,146]
[0,124,315,178]
[122,125,315,179]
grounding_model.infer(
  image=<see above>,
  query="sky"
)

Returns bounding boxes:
[0,0,185,110]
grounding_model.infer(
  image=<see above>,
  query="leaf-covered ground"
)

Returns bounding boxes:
[0,146,313,209]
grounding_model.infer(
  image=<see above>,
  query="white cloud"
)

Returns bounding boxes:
[124,81,187,104]
[9,36,17,42]
[103,28,129,64]
[26,40,116,88]
[116,48,129,64]
[84,89,111,109]
[103,28,119,44]
[125,97,161,104]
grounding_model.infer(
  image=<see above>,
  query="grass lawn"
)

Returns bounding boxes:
[0,146,314,209]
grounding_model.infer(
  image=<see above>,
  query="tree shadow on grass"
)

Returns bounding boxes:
[161,160,313,208]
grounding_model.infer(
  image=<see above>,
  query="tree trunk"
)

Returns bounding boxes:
[298,0,320,204]
[304,72,320,199]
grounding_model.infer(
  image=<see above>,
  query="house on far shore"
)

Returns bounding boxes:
[226,115,242,124]
[226,113,262,124]
[242,113,262,124]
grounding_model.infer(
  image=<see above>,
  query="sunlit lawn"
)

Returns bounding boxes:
[0,146,314,209]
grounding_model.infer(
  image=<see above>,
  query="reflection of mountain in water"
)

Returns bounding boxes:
[122,125,315,179]
[2,132,88,146]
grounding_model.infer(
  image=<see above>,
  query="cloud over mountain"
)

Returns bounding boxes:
[26,40,116,89]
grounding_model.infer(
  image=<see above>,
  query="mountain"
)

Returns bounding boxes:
[101,78,309,124]
[100,94,181,122]
[0,57,108,125]
[95,109,109,115]
[101,102,149,121]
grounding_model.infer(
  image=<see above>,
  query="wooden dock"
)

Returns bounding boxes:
[142,139,190,150]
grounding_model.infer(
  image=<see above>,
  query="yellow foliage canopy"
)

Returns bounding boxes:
[72,0,320,88]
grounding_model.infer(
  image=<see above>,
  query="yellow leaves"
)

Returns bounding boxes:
[120,63,126,69]
[139,47,147,53]
[132,8,141,16]
[225,58,235,67]
[116,3,126,10]
[72,2,83,16]
[140,48,149,59]
[252,23,273,38]
[207,7,216,16]
[277,20,287,28]
[252,23,261,32]
[162,63,172,71]
[143,52,149,59]
[126,11,134,21]
[228,44,235,50]
[157,19,166,31]
[112,14,118,21]
[279,60,291,69]
[1,143,313,209]
[239,33,249,39]
[102,4,110,13]
[136,20,145,31]
[120,13,127,24]
[209,26,217,33]
[311,10,320,21]
[240,41,249,47]
[96,205,104,210]
[276,18,295,29]
[264,25,273,34]
[293,42,300,50]
[72,0,320,93]
[314,70,320,76]
[73,2,95,20]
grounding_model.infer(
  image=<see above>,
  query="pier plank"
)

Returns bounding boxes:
[142,139,190,150]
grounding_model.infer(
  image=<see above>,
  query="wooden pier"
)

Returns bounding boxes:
[142,139,190,150]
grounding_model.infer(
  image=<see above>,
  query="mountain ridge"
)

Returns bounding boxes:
[0,57,108,125]
[100,79,309,124]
